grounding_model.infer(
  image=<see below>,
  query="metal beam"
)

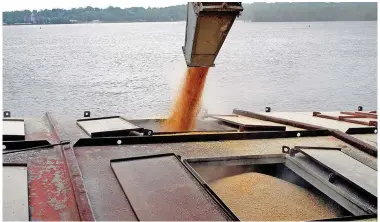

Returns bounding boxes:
[74,129,330,147]
[45,112,95,221]
[233,109,377,157]
[233,109,325,130]
[330,130,377,157]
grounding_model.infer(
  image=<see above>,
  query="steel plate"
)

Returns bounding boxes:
[3,119,25,141]
[77,117,142,137]
[299,149,377,197]
[3,165,29,221]
[110,154,233,221]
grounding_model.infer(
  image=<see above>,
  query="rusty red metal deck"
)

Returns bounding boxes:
[3,116,81,221]
[2,108,377,221]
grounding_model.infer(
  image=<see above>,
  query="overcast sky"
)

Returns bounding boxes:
[2,0,254,11]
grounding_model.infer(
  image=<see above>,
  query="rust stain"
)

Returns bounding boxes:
[29,157,80,221]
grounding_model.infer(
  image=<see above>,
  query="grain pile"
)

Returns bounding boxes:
[210,172,338,221]
[162,67,209,131]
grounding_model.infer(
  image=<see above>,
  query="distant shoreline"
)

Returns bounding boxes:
[3,19,377,26]
[3,20,186,26]
[4,3,376,25]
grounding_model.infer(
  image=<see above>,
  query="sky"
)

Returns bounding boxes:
[1,0,254,11]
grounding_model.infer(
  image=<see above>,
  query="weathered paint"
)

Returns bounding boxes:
[3,116,81,221]
[29,157,80,221]
[3,111,377,221]
[46,113,95,221]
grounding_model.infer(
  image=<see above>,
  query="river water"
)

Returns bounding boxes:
[3,21,377,117]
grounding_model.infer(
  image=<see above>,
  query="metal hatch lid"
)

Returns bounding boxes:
[3,119,25,141]
[77,116,144,138]
[208,115,287,131]
[3,163,29,221]
[110,153,237,221]
[294,146,377,197]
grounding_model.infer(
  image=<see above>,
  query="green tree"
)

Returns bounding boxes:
[2,3,377,25]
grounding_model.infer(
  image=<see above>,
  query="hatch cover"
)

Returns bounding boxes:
[77,116,143,137]
[110,153,235,221]
[3,119,25,141]
[209,115,286,131]
[3,164,29,221]
[296,147,377,197]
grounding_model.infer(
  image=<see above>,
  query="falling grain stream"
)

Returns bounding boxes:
[163,67,209,131]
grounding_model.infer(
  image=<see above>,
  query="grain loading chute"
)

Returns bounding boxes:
[182,2,243,67]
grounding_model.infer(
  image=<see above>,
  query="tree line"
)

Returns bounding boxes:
[3,2,377,25]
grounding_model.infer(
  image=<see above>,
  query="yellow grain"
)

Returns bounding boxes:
[210,172,339,221]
